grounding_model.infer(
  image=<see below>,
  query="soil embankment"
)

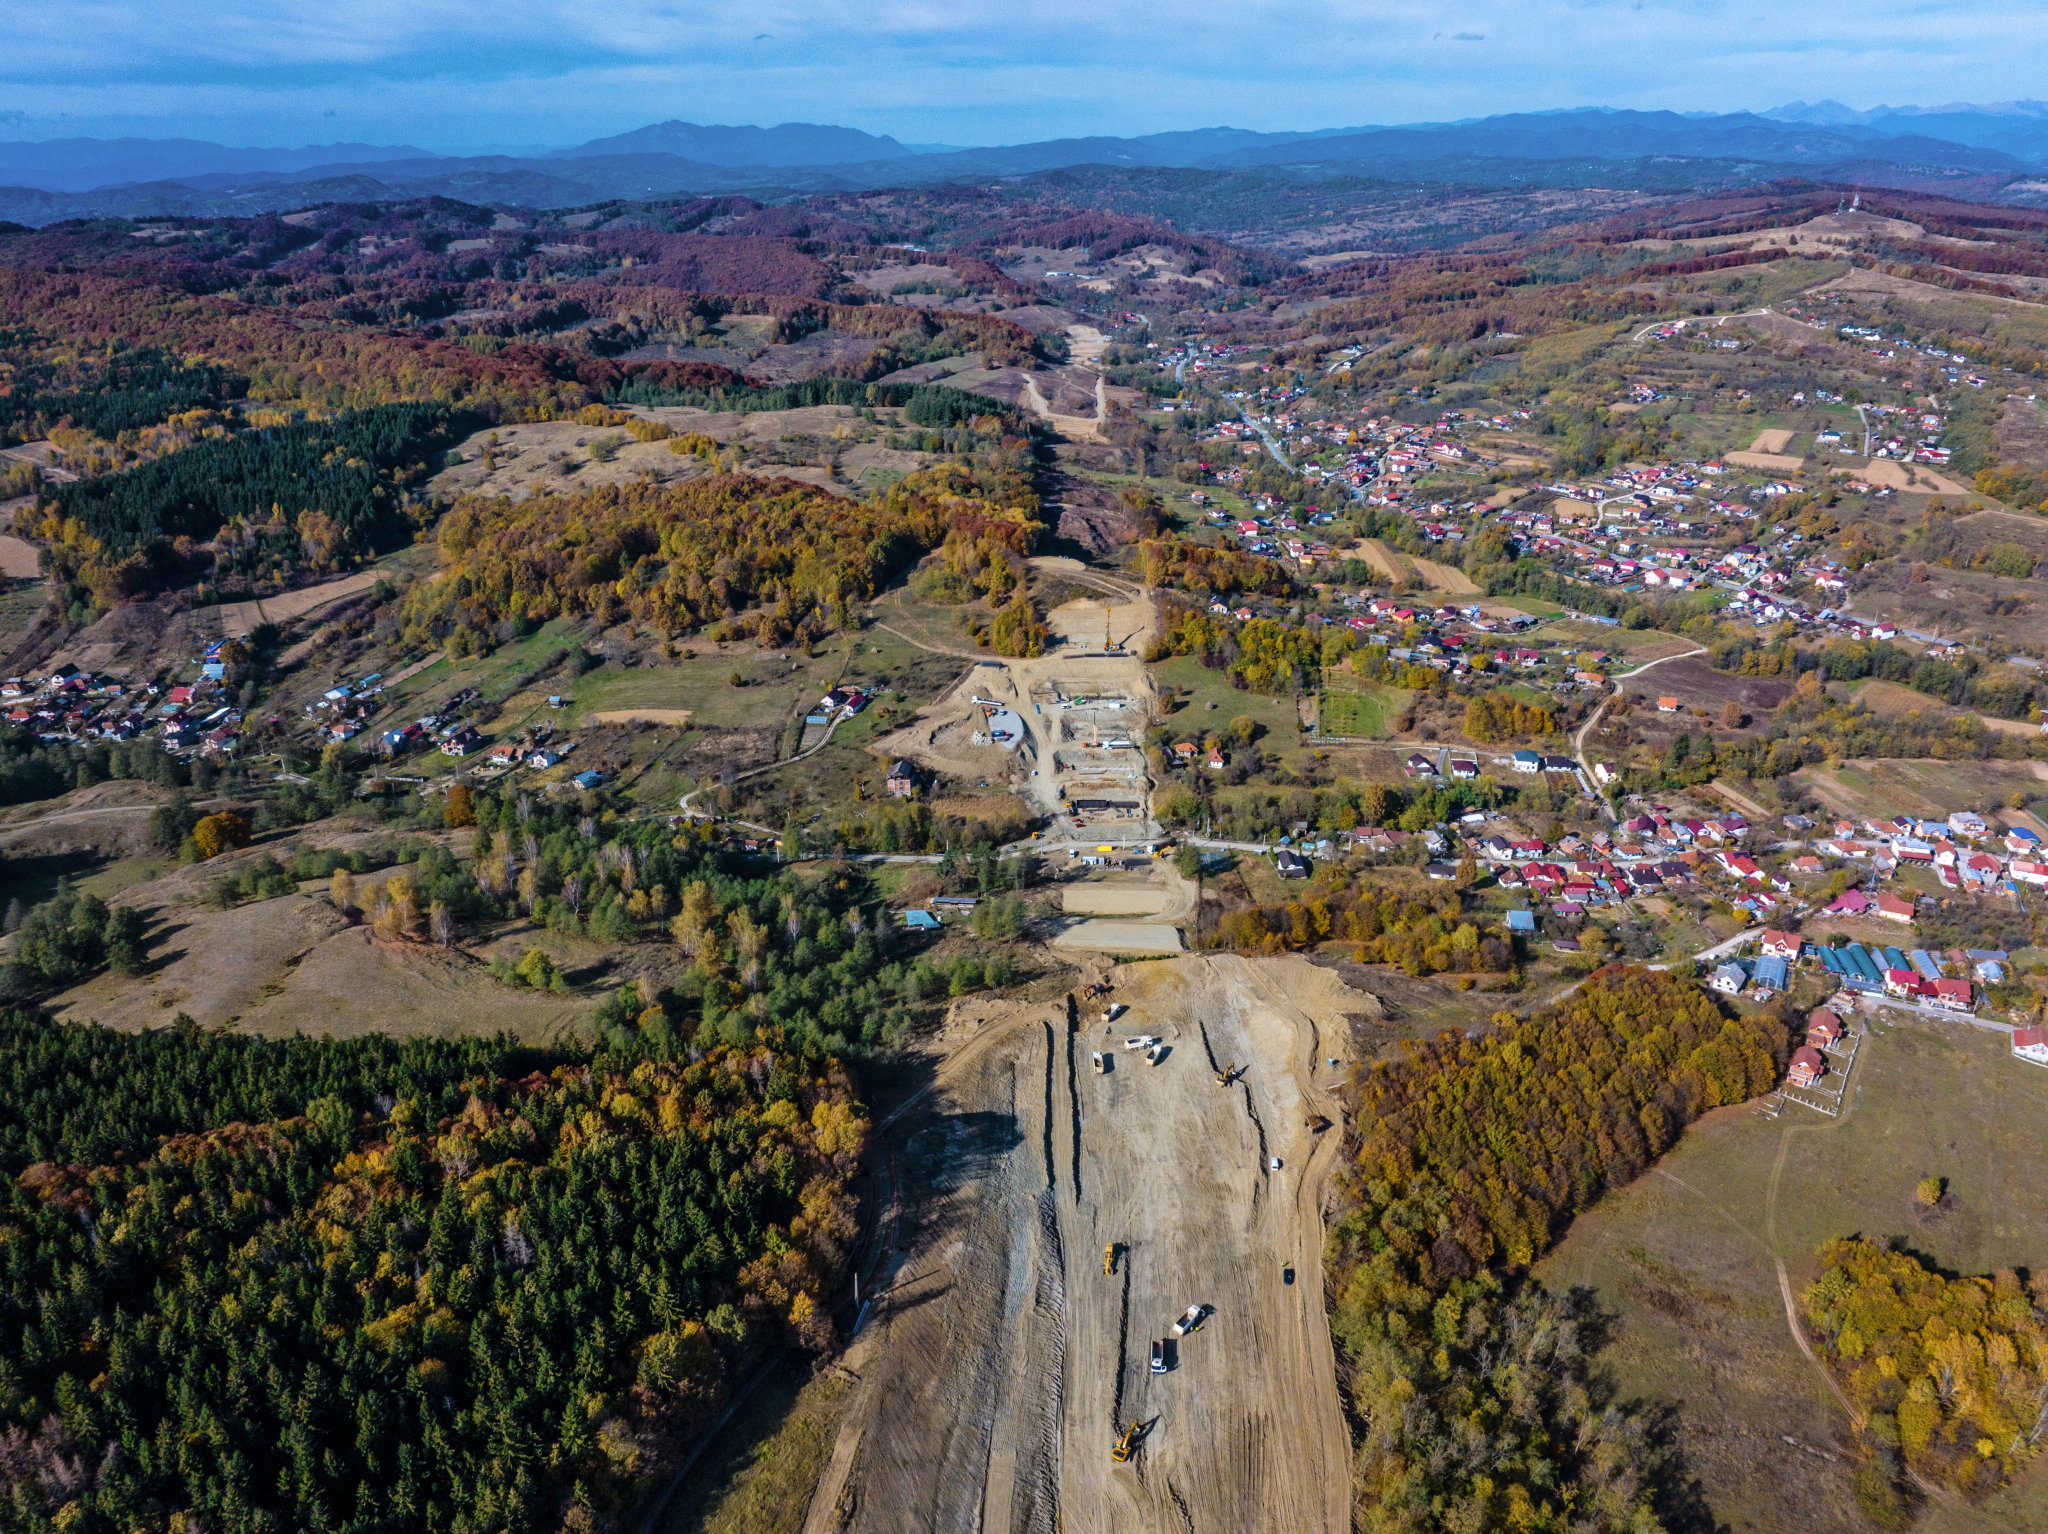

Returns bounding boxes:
[805,954,1359,1534]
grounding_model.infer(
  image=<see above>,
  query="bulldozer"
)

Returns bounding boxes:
[1213,1062,1241,1088]
[1103,1243,1118,1276]
[1110,1421,1141,1464]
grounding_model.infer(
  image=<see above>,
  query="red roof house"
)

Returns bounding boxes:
[1787,1046,1826,1089]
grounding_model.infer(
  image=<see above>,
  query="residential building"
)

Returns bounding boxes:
[1787,1046,1826,1089]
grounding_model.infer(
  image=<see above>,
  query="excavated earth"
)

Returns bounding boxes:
[803,954,1366,1534]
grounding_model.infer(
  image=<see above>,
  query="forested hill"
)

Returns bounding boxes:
[0,1004,869,1533]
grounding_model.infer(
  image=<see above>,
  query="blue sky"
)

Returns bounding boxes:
[2,0,2044,149]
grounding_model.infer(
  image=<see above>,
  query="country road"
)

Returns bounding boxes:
[1572,645,1708,788]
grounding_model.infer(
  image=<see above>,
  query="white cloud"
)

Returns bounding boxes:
[0,0,2043,147]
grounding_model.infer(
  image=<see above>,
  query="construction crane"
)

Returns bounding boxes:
[1103,1243,1118,1276]
[1214,1062,1241,1088]
[1110,1421,1141,1463]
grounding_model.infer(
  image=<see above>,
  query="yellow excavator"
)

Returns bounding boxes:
[1110,1421,1141,1463]
[1214,1062,1241,1088]
[1103,1243,1118,1276]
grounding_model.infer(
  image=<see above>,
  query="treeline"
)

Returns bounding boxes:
[1804,1237,2048,1517]
[1148,606,1347,694]
[1156,762,1525,845]
[40,402,466,560]
[0,1005,866,1533]
[1211,881,1514,979]
[1136,536,1297,599]
[1462,690,1558,744]
[0,886,147,1000]
[1720,633,2045,722]
[0,347,243,444]
[604,374,1026,433]
[0,725,197,808]
[1328,967,1789,1530]
[407,461,1040,648]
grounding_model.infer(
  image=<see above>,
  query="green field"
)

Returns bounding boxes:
[1317,685,1397,739]
[1535,1011,2048,1534]
[1152,654,1305,753]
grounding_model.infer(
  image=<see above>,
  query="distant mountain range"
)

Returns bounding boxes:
[8,106,2048,225]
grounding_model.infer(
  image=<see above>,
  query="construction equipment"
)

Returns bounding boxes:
[1213,1061,1241,1088]
[1104,1244,1118,1276]
[1110,1421,1141,1463]
[1172,1304,1205,1338]
[1091,1050,1105,1075]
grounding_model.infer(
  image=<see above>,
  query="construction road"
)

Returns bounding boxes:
[803,954,1358,1534]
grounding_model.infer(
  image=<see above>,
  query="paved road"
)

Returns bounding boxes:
[1843,989,2019,1036]
[1693,926,1763,964]
[1239,410,1295,473]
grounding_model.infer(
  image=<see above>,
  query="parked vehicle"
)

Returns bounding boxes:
[1149,1340,1166,1374]
[1122,1035,1155,1051]
[1147,1043,1167,1066]
[1171,1305,1205,1338]
[1091,1050,1105,1075]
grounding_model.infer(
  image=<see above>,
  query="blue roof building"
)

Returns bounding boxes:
[1505,909,1537,933]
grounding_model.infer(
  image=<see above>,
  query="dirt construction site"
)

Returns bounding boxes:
[869,560,1161,855]
[802,954,1367,1534]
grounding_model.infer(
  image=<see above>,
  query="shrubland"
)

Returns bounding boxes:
[405,461,1041,651]
[1327,967,1791,1532]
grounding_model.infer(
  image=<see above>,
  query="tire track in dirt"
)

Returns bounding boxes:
[1242,1083,1269,1172]
[1022,1186,1068,1534]
[1040,1019,1057,1194]
[1111,1253,1133,1430]
[1065,994,1084,1199]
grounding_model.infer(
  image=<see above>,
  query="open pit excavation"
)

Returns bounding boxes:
[869,565,1178,949]
[801,955,1364,1534]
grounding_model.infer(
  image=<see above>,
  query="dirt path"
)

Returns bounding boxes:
[1574,644,1709,784]
[1023,372,1106,441]
[803,954,1357,1534]
[204,569,384,639]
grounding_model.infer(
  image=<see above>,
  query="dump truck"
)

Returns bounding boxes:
[1149,1340,1166,1374]
[1171,1304,1205,1338]
[1147,1042,1166,1066]
[1122,1035,1155,1051]
[1091,1050,1105,1075]
[1100,1003,1127,1024]
[1111,1421,1140,1463]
